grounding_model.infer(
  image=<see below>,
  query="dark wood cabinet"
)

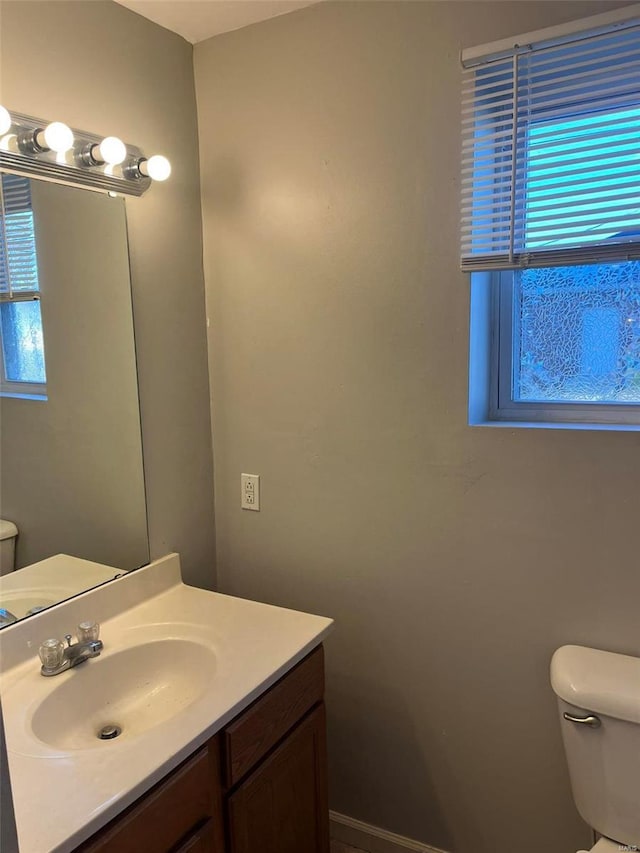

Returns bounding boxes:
[227,704,329,853]
[223,645,325,789]
[78,646,329,853]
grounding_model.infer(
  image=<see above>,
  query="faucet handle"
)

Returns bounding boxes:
[77,621,100,643]
[39,638,64,671]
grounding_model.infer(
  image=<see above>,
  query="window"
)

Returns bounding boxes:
[462,12,640,427]
[0,172,47,399]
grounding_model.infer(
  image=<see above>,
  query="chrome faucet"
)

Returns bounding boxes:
[39,622,102,677]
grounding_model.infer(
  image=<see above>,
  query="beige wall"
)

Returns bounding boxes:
[195,3,640,851]
[1,0,216,588]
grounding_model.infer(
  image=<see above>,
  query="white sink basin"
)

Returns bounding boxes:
[30,639,216,751]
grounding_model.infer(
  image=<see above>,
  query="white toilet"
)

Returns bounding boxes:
[551,644,640,853]
[0,519,18,575]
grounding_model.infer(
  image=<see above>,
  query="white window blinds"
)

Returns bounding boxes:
[0,173,40,298]
[460,15,640,271]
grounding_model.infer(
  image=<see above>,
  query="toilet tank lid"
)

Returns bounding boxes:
[0,520,18,541]
[551,645,640,725]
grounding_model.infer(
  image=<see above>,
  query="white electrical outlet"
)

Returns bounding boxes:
[241,473,260,511]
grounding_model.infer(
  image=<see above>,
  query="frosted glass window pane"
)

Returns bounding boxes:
[0,301,47,384]
[514,261,640,403]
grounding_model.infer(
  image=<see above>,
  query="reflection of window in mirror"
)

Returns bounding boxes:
[0,173,47,400]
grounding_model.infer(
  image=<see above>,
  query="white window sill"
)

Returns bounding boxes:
[0,390,48,402]
[469,418,640,432]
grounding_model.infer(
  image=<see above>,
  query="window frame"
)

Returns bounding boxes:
[0,295,48,400]
[481,269,640,428]
[466,63,640,430]
[0,172,48,400]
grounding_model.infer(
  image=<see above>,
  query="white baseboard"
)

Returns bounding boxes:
[330,811,449,853]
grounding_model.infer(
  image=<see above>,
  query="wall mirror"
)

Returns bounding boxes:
[0,171,149,627]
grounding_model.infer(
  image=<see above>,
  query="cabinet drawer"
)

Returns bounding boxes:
[79,746,216,853]
[173,818,218,852]
[224,645,324,787]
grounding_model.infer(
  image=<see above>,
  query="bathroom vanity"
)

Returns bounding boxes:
[0,554,333,853]
[78,646,328,853]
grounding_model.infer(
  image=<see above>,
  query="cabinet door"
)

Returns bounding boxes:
[227,704,329,853]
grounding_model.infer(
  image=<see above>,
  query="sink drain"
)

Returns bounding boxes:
[98,724,122,740]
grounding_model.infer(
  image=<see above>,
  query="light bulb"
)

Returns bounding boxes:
[0,134,17,153]
[0,106,11,136]
[146,155,171,181]
[43,121,74,153]
[97,136,126,166]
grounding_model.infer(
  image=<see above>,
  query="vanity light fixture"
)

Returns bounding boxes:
[0,106,169,197]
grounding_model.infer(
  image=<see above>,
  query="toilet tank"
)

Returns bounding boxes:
[551,645,640,847]
[0,520,18,576]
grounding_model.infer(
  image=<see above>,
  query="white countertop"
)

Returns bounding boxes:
[0,554,123,620]
[0,554,333,853]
